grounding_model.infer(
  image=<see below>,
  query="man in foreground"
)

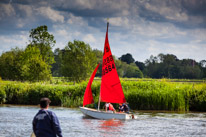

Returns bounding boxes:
[32,98,63,137]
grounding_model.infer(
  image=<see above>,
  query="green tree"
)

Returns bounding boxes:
[143,53,202,79]
[114,59,125,77]
[119,53,135,64]
[92,49,103,77]
[0,47,24,80]
[29,25,55,65]
[61,40,97,82]
[124,63,143,78]
[51,48,63,77]
[20,46,52,81]
[199,60,206,78]
[135,61,145,71]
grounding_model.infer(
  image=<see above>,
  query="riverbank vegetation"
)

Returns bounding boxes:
[0,79,206,112]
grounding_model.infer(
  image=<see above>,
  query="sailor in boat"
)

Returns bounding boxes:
[123,103,129,113]
[105,102,116,113]
[119,103,124,112]
[119,103,129,113]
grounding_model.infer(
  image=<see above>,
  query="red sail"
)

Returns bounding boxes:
[100,22,126,103]
[83,64,100,106]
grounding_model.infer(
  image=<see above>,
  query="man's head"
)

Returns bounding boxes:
[40,98,51,109]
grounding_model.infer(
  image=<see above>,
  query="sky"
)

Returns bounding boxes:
[0,0,205,62]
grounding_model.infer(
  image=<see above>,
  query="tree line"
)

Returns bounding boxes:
[0,25,143,82]
[140,54,206,79]
[0,25,205,82]
[120,53,206,79]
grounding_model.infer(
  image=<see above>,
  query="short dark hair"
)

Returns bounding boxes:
[40,98,51,108]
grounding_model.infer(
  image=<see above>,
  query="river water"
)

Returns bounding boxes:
[0,105,206,137]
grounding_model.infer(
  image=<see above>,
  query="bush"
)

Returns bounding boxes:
[0,87,6,104]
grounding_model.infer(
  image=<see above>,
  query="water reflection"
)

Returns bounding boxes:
[99,119,123,131]
[81,116,125,137]
[99,119,124,137]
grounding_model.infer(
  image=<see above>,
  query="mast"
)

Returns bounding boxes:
[100,18,126,103]
[98,19,109,111]
[97,92,101,111]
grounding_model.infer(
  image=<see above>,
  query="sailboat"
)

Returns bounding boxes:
[80,22,134,120]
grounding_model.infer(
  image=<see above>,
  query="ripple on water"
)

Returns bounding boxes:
[1,105,206,137]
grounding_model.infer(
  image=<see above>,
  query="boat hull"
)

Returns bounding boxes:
[80,107,134,120]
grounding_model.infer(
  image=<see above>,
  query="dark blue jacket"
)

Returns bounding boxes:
[32,109,63,137]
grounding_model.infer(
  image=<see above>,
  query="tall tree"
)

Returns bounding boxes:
[61,40,97,82]
[119,53,135,64]
[29,25,55,65]
[135,61,145,71]
[0,47,24,80]
[124,63,143,78]
[51,48,63,77]
[92,49,103,77]
[199,60,206,78]
[20,46,52,81]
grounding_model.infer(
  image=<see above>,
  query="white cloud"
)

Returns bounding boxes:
[83,34,96,43]
[144,1,188,22]
[129,20,187,39]
[0,32,29,54]
[37,7,64,23]
[109,17,129,27]
[52,0,130,16]
[56,29,68,37]
[0,3,15,20]
[17,4,33,17]
[16,19,24,28]
[67,13,87,26]
[74,0,97,10]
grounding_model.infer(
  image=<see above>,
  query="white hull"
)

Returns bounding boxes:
[80,107,134,120]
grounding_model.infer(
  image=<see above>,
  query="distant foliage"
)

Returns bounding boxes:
[29,25,55,65]
[0,47,24,80]
[61,40,97,82]
[119,53,135,64]
[21,46,52,81]
[0,25,55,81]
[115,60,143,78]
[142,54,205,79]
[52,48,63,77]
[0,87,6,104]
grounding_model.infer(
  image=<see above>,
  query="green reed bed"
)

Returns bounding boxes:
[0,80,206,111]
[122,81,191,111]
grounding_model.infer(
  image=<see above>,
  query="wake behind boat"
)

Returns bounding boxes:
[80,21,135,120]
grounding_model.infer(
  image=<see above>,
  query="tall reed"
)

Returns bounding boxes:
[0,80,206,111]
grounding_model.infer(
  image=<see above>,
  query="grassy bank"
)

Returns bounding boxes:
[0,79,206,111]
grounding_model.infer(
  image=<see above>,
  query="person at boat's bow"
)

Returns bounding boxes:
[119,103,124,112]
[119,103,129,113]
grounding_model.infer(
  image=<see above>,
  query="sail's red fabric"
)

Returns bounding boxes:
[83,63,100,106]
[100,23,126,103]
